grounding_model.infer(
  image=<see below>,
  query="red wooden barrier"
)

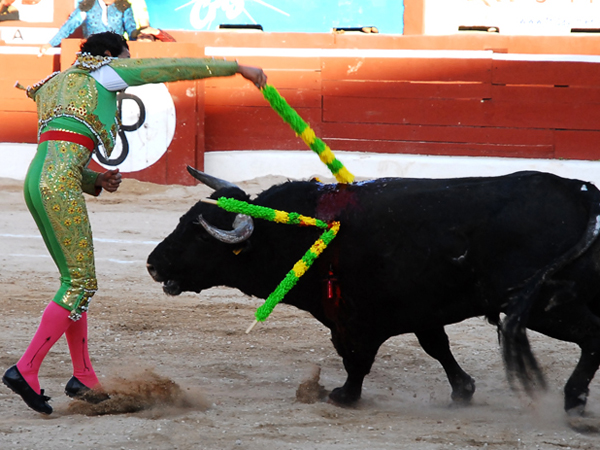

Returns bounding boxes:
[493,59,600,86]
[4,32,600,184]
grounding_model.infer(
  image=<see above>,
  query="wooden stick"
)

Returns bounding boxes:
[245,319,259,334]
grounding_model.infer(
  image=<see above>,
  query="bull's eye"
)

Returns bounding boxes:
[196,232,211,243]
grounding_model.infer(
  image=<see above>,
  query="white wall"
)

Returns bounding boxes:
[0,144,36,180]
[424,0,600,35]
[205,150,600,186]
[4,143,600,186]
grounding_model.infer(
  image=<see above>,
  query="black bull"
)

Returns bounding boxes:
[147,169,600,415]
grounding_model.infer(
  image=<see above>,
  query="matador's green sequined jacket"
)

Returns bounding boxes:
[26,54,238,193]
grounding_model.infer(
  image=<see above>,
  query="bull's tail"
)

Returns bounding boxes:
[499,187,600,396]
[499,304,547,396]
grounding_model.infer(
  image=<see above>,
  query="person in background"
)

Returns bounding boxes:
[39,0,136,56]
[128,0,149,29]
[2,31,266,416]
[0,0,18,21]
[130,26,175,42]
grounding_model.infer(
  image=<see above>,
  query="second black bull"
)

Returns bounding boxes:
[147,168,600,415]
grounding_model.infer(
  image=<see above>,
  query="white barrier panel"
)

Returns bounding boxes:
[0,143,36,180]
[424,0,600,36]
[5,144,600,186]
[205,150,600,186]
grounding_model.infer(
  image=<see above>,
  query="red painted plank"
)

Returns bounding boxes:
[0,111,37,143]
[0,98,36,113]
[326,138,554,158]
[322,57,492,83]
[492,60,600,86]
[205,69,321,109]
[206,86,320,108]
[491,84,600,104]
[205,105,322,151]
[165,81,199,185]
[208,56,320,71]
[58,39,82,69]
[323,79,491,100]
[0,79,40,100]
[2,54,56,76]
[265,70,321,89]
[195,78,206,173]
[321,123,554,146]
[489,101,600,131]
[323,96,600,131]
[206,69,320,90]
[555,130,600,161]
[323,96,488,127]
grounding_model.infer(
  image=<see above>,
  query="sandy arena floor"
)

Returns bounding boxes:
[1,175,600,450]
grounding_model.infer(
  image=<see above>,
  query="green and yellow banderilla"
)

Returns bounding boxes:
[261,84,355,184]
[202,197,340,333]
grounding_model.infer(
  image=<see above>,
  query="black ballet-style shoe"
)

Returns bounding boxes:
[2,365,52,415]
[65,376,110,404]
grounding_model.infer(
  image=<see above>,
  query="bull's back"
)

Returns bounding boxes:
[319,171,600,328]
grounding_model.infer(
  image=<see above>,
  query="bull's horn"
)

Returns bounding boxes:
[197,213,254,244]
[187,166,240,191]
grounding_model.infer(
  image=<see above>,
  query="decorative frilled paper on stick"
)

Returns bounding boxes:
[202,198,340,333]
[202,86,354,331]
[261,84,355,184]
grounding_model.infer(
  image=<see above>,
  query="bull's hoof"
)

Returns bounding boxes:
[566,404,586,417]
[327,387,360,407]
[450,377,476,404]
[565,390,588,416]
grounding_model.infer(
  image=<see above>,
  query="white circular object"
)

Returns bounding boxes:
[94,83,176,173]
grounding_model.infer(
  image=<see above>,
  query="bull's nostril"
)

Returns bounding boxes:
[147,263,157,279]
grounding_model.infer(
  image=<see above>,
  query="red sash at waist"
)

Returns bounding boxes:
[39,130,95,152]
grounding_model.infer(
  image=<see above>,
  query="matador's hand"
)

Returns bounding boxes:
[38,43,52,57]
[237,64,267,89]
[97,168,122,193]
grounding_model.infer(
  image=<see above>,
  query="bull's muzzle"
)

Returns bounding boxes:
[146,263,183,295]
[146,263,161,281]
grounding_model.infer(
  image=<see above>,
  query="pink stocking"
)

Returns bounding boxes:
[65,311,100,389]
[16,301,73,394]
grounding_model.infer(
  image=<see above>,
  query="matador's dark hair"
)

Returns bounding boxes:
[80,32,129,57]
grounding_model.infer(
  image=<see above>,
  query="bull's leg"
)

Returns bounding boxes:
[329,368,369,406]
[328,330,382,406]
[415,327,476,403]
[564,340,600,415]
[558,310,600,415]
[527,304,600,416]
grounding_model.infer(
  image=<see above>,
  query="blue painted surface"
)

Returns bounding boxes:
[146,0,404,34]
